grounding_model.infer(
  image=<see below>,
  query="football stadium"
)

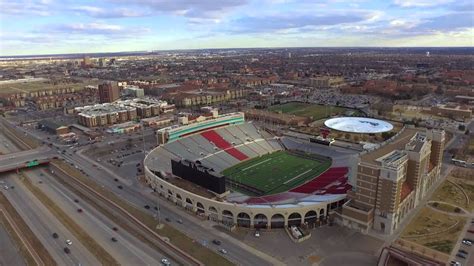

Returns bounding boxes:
[144,112,354,229]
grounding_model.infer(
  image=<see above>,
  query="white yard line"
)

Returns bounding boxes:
[241,158,272,171]
[283,168,313,185]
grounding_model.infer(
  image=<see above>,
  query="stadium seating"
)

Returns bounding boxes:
[245,192,302,204]
[201,130,249,161]
[290,167,350,194]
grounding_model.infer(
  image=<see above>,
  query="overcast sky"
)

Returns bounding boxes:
[0,0,473,56]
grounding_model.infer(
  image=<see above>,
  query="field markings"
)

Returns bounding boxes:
[283,169,314,185]
[241,158,273,171]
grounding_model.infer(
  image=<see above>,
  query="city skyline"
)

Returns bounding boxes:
[0,0,473,56]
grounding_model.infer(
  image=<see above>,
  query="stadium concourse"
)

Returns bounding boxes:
[144,122,356,229]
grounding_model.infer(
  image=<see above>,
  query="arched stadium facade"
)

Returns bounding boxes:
[144,113,350,229]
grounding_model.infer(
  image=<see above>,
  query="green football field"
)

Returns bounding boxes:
[268,102,359,121]
[222,150,331,195]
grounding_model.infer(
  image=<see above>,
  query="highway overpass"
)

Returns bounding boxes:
[0,146,55,173]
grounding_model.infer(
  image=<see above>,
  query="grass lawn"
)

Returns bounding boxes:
[401,207,466,254]
[267,102,357,121]
[0,80,99,95]
[454,179,474,212]
[222,150,331,195]
[431,181,468,210]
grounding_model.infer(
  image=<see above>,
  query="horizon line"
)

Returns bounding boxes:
[1,46,473,59]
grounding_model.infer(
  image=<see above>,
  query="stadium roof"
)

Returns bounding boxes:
[324,117,393,133]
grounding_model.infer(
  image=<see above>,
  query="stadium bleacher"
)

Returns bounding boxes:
[201,130,249,161]
[290,167,349,194]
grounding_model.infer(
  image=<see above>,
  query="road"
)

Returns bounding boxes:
[2,174,100,265]
[64,148,274,266]
[24,168,172,265]
[0,130,178,266]
[0,220,26,266]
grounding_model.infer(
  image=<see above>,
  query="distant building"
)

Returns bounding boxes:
[75,98,174,127]
[123,86,145,98]
[98,82,120,103]
[81,56,92,67]
[38,119,69,135]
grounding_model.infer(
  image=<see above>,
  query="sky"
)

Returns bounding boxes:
[0,0,473,56]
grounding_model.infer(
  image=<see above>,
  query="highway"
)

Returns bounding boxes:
[67,149,275,266]
[0,215,26,266]
[0,130,178,266]
[0,146,54,173]
[3,174,100,265]
[25,168,172,265]
[6,118,284,265]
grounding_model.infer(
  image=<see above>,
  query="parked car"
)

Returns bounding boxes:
[459,249,468,255]
[462,239,472,246]
[456,253,466,259]
[254,230,260,237]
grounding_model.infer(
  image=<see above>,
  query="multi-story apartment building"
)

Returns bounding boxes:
[98,82,120,103]
[339,127,445,235]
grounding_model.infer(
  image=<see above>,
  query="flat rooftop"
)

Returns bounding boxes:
[361,128,418,166]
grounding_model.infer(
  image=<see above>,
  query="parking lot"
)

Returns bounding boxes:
[225,224,383,266]
[453,219,474,265]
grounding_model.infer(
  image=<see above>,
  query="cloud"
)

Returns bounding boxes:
[43,22,150,36]
[70,5,149,18]
[111,0,248,19]
[0,0,53,16]
[393,0,454,8]
[227,12,373,34]
[415,12,474,32]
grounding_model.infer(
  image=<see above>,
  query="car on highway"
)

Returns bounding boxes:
[112,227,118,231]
[64,247,70,254]
[165,217,171,222]
[77,208,83,213]
[111,237,118,242]
[52,233,58,239]
[219,248,228,254]
[161,258,171,265]
[3,185,8,190]
[212,239,221,245]
[176,219,183,224]
[66,239,72,245]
